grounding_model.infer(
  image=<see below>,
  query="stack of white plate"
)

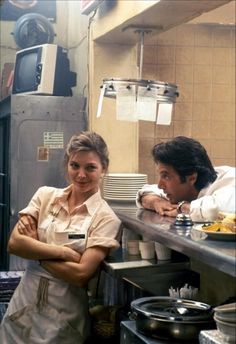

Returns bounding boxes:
[103,173,147,201]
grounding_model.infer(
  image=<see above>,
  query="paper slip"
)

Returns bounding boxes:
[156,103,173,125]
[137,86,157,121]
[116,85,137,122]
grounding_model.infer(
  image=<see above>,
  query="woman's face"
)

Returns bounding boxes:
[67,150,105,197]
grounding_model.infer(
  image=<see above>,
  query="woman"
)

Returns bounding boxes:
[0,131,121,343]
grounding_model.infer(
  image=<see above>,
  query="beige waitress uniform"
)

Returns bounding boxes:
[0,186,121,344]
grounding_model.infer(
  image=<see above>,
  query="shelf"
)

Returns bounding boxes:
[93,0,231,44]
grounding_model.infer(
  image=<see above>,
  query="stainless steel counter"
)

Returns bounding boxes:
[110,203,236,278]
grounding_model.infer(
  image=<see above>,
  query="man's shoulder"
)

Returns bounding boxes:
[213,166,235,186]
[214,166,235,176]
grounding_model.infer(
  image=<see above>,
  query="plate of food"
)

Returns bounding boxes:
[193,213,236,241]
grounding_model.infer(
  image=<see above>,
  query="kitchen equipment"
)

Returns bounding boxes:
[214,302,236,322]
[213,316,236,342]
[174,213,193,227]
[121,320,166,344]
[102,78,179,104]
[213,303,236,342]
[131,296,215,341]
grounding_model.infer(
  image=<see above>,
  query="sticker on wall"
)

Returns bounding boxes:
[37,146,49,162]
[43,132,64,149]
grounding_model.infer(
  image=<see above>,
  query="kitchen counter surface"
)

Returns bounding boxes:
[110,203,236,278]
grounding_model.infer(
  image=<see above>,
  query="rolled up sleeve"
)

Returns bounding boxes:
[136,184,167,208]
[87,213,121,250]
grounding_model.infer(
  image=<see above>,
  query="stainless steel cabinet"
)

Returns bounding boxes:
[0,95,87,270]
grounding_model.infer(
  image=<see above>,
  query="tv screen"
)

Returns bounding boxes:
[12,44,76,96]
[14,49,41,93]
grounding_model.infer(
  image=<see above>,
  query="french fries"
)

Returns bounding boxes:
[202,213,236,233]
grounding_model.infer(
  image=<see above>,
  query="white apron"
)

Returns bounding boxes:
[0,204,99,344]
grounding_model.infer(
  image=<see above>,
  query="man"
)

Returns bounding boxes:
[136,136,235,222]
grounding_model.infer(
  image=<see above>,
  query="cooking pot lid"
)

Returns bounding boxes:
[131,297,213,322]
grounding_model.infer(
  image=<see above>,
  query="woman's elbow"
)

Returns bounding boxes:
[7,238,15,253]
[75,273,89,288]
[7,236,19,254]
[74,269,94,288]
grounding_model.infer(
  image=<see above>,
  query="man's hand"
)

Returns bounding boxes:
[141,194,178,217]
[17,214,38,240]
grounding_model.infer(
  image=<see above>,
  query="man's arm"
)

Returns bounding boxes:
[136,184,179,217]
[136,184,165,207]
[141,194,179,217]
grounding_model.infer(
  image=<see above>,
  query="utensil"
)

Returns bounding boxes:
[130,296,215,341]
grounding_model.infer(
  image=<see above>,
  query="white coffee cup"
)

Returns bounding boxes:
[127,240,140,255]
[154,242,171,260]
[139,241,155,259]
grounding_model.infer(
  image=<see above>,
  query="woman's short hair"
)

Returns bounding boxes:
[152,136,217,190]
[65,131,109,169]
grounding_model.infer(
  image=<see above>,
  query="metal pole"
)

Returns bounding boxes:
[139,30,144,79]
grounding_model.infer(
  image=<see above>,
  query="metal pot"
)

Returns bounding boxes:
[131,296,215,342]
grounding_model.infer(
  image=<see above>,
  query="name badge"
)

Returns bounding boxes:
[68,234,85,239]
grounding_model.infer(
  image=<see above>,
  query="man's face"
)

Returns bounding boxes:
[156,162,197,204]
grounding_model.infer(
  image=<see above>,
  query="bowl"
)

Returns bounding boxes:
[214,315,236,342]
[214,302,236,323]
[214,312,236,324]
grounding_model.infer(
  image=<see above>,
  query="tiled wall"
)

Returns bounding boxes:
[139,24,235,183]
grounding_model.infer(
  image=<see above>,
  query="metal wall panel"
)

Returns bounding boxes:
[0,97,11,270]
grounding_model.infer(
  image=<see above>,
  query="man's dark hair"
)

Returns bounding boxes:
[152,136,217,191]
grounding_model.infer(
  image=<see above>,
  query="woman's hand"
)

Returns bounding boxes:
[41,246,108,287]
[61,246,81,263]
[18,214,38,240]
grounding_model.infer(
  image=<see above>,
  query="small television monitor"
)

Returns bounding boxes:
[12,44,76,96]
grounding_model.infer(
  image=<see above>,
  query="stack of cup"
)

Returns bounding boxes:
[154,242,171,261]
[139,241,155,260]
[127,240,140,255]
